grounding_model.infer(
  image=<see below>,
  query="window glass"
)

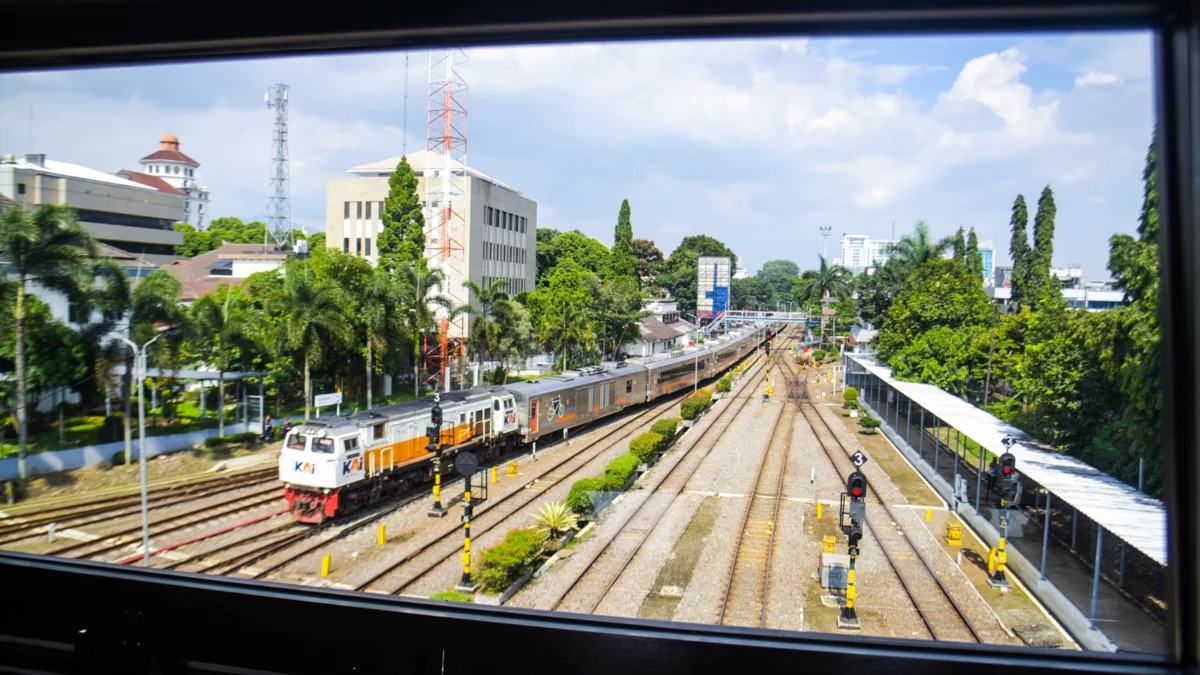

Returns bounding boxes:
[286,434,307,451]
[373,423,385,440]
[313,437,335,454]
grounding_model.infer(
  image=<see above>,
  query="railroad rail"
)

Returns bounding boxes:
[547,331,789,615]
[783,355,982,643]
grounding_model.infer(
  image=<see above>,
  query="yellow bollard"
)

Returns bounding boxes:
[822,535,836,553]
[320,554,331,577]
[491,465,498,483]
[816,502,823,519]
[378,524,386,546]
[925,507,933,521]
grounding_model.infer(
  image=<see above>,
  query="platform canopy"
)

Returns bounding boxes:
[848,355,1168,566]
[110,365,266,381]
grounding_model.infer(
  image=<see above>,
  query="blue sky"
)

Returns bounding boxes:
[0,31,1153,276]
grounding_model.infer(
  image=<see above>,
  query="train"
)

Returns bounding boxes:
[280,322,779,523]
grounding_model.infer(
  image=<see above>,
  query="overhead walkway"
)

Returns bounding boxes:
[845,354,1166,653]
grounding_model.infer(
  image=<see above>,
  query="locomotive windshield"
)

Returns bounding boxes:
[285,434,307,451]
[313,437,335,454]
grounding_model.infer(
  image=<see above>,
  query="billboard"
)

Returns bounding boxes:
[697,256,732,319]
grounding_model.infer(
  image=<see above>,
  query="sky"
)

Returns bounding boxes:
[0,30,1154,277]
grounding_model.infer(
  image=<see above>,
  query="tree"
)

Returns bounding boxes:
[758,259,800,298]
[952,227,967,263]
[277,259,352,420]
[875,257,992,361]
[535,228,562,285]
[377,156,426,273]
[631,238,665,289]
[1029,185,1059,309]
[173,217,270,257]
[360,267,404,409]
[1009,194,1031,308]
[731,276,776,310]
[596,275,643,359]
[462,278,511,371]
[308,231,326,251]
[189,285,250,436]
[549,231,610,278]
[609,199,636,280]
[966,228,983,279]
[0,205,97,480]
[115,270,184,460]
[855,260,909,328]
[888,220,953,269]
[888,326,978,395]
[396,263,455,396]
[534,259,596,370]
[793,255,852,304]
[494,301,537,383]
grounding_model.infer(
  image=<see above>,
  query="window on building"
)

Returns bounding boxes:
[16,183,25,194]
[174,166,180,174]
[344,238,350,253]
[365,239,371,256]
[356,202,362,219]
[356,238,362,256]
[344,202,350,218]
[68,299,88,324]
[365,202,372,220]
[77,209,173,231]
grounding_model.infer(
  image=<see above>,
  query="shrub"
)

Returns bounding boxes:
[716,377,732,393]
[813,349,827,362]
[567,477,606,515]
[531,500,580,539]
[680,398,705,421]
[843,387,859,404]
[693,390,713,408]
[430,590,473,602]
[859,416,882,434]
[650,418,678,443]
[604,453,641,490]
[203,436,226,449]
[472,527,544,593]
[629,432,663,464]
[843,401,858,411]
[229,431,258,444]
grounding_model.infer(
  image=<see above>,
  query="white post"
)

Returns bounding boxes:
[136,350,150,567]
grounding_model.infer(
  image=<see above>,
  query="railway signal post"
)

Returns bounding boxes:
[455,452,480,593]
[988,449,1017,589]
[428,395,447,518]
[838,470,868,630]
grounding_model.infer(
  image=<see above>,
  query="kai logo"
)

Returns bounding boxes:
[505,412,516,425]
[293,461,315,474]
[342,456,363,475]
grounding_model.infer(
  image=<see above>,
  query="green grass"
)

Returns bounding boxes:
[430,590,474,602]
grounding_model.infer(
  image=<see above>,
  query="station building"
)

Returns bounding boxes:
[325,150,538,338]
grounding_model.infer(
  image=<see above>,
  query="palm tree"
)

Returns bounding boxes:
[360,267,404,409]
[189,285,250,436]
[116,270,184,460]
[395,263,454,396]
[278,261,351,420]
[888,219,953,268]
[461,279,510,379]
[794,255,853,304]
[0,205,97,480]
[541,301,596,371]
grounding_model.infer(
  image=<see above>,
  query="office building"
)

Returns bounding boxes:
[326,150,537,338]
[840,234,897,273]
[0,152,185,266]
[979,241,995,286]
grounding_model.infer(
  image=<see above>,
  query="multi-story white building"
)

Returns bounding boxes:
[979,241,995,286]
[840,234,897,273]
[325,150,537,338]
[0,152,185,266]
[123,133,211,228]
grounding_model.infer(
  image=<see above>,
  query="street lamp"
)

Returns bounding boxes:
[116,329,171,568]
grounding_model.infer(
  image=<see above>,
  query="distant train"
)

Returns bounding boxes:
[280,323,777,523]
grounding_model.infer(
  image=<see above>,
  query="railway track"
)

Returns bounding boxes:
[784,356,982,643]
[547,332,788,615]
[717,353,797,627]
[0,468,279,544]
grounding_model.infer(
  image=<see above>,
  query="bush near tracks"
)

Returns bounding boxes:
[472,527,544,594]
[604,453,641,490]
[202,431,258,449]
[843,387,859,406]
[858,416,881,434]
[716,377,732,393]
[680,398,705,421]
[694,389,713,408]
[567,477,606,515]
[813,349,827,362]
[650,418,678,442]
[630,432,664,464]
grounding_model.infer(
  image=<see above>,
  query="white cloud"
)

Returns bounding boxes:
[1075,71,1124,87]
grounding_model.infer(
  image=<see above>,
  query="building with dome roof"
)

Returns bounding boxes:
[133,133,210,227]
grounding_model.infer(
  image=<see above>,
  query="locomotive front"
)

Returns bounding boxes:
[280,421,365,524]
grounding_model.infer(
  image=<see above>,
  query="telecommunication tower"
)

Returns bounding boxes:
[265,83,294,250]
[425,49,469,389]
[819,225,833,260]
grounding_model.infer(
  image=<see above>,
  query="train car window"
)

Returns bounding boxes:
[494,400,500,411]
[313,438,335,454]
[286,434,307,451]
[373,423,385,441]
[343,438,359,452]
[626,380,633,393]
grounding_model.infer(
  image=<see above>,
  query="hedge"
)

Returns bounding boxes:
[567,477,606,514]
[650,418,678,442]
[472,527,544,593]
[693,390,713,408]
[681,398,706,421]
[716,377,732,393]
[604,453,641,490]
[630,432,663,464]
[203,431,259,449]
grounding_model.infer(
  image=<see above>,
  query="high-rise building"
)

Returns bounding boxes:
[979,240,995,286]
[325,150,537,338]
[0,152,185,266]
[840,234,897,273]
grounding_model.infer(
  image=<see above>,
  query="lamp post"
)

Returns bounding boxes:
[116,330,171,568]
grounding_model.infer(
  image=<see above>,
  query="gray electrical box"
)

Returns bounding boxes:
[820,552,850,589]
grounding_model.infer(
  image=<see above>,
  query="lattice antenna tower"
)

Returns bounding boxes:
[265,83,294,250]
